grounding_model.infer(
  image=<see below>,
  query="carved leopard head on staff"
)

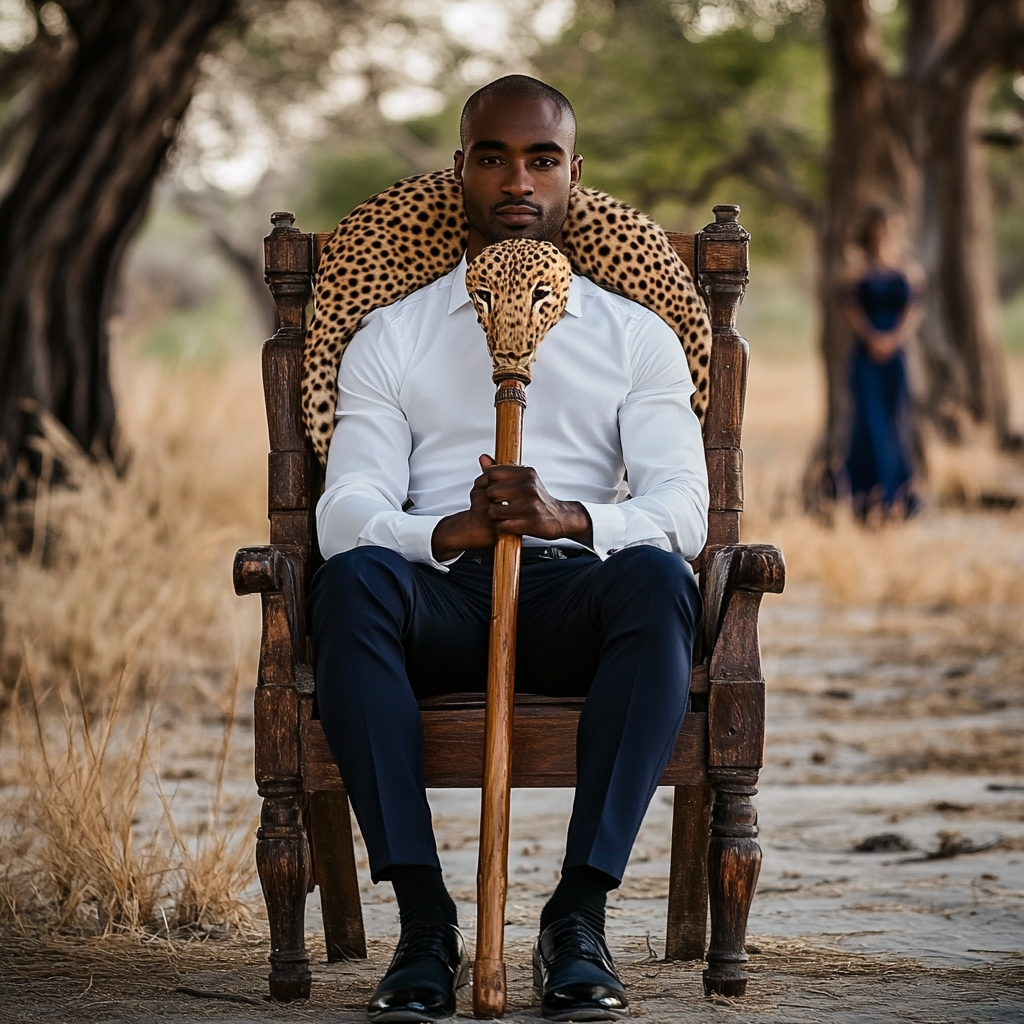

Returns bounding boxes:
[465,240,572,382]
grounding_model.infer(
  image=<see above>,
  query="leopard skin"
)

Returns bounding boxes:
[303,168,711,464]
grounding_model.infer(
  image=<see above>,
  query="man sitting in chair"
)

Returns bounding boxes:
[311,75,708,1023]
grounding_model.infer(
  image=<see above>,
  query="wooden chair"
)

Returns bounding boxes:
[233,203,785,1004]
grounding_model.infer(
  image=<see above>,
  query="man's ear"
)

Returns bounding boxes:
[570,154,583,188]
[453,150,465,181]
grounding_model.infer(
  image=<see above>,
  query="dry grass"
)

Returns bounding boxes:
[0,353,266,708]
[742,357,1024,617]
[0,652,258,938]
[1,664,169,934]
[0,351,267,938]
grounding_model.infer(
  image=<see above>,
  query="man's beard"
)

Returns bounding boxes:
[465,195,569,245]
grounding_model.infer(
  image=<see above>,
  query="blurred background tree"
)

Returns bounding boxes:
[817,0,1024,486]
[0,0,236,497]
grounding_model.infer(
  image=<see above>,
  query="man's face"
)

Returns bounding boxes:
[454,95,582,254]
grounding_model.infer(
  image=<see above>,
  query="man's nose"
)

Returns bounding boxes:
[501,162,534,196]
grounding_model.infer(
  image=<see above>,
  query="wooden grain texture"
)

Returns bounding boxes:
[695,208,763,1001]
[233,545,280,597]
[705,448,743,512]
[268,450,307,511]
[254,686,301,779]
[703,544,786,662]
[309,790,367,961]
[476,381,525,1019]
[703,768,761,997]
[665,231,697,274]
[700,206,749,458]
[690,663,709,695]
[301,710,709,790]
[705,510,741,554]
[313,231,332,272]
[709,591,766,684]
[709,680,766,768]
[699,237,750,274]
[665,784,712,960]
[252,214,315,1003]
[256,784,311,1002]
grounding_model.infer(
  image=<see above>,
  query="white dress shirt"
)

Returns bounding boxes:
[316,257,709,570]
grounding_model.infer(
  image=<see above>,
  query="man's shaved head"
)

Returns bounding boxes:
[460,75,577,153]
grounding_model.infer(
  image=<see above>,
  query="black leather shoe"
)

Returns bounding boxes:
[533,914,629,1021]
[367,922,469,1022]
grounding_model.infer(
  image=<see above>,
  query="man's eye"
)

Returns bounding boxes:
[475,289,492,305]
[533,158,557,168]
[532,287,550,303]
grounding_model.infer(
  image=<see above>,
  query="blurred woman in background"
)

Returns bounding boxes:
[839,206,923,519]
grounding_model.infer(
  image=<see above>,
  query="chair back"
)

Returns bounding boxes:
[259,206,750,667]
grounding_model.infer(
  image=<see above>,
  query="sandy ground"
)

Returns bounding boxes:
[4,560,1024,1022]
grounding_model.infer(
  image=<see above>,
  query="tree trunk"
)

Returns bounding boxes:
[916,73,1009,441]
[816,0,913,477]
[0,0,234,495]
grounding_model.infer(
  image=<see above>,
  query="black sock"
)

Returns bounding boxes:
[387,865,458,932]
[540,865,618,936]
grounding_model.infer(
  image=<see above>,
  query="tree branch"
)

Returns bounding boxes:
[174,188,276,336]
[904,0,962,80]
[929,0,1024,89]
[656,129,819,224]
[824,0,887,82]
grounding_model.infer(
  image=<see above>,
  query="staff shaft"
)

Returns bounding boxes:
[473,379,526,1019]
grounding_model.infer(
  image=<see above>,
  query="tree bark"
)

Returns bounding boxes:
[916,74,1007,440]
[0,0,234,495]
[911,0,1024,442]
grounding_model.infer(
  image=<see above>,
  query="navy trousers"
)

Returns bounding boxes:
[310,544,701,884]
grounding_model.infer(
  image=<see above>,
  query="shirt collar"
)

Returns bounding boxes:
[448,253,583,318]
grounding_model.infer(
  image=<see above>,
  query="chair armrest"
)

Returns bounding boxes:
[702,544,783,767]
[235,544,314,694]
[234,545,285,595]
[703,543,785,660]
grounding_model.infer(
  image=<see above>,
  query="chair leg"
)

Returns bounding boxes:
[665,784,712,960]
[703,768,761,997]
[257,781,312,1001]
[309,789,367,961]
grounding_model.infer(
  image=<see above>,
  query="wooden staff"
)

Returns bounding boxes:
[473,369,527,1017]
[466,241,571,1018]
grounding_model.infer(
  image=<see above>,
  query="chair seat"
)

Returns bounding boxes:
[301,665,710,790]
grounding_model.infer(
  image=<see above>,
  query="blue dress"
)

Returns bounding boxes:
[843,268,916,514]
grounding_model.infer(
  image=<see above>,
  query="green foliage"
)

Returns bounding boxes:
[1001,290,1024,352]
[402,104,464,154]
[532,0,828,255]
[296,146,414,230]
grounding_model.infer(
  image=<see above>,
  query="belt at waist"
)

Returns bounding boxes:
[459,545,594,566]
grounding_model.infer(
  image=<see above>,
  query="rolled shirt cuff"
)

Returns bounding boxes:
[357,513,459,572]
[580,501,627,560]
